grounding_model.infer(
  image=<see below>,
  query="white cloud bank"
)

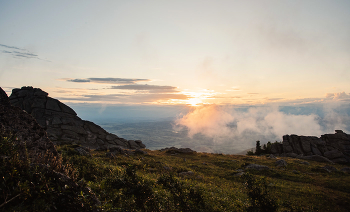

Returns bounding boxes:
[175,104,350,152]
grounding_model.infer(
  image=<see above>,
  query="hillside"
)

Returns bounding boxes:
[55,145,350,211]
[1,86,350,211]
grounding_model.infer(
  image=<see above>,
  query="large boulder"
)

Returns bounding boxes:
[8,86,146,150]
[0,86,100,209]
[0,87,57,162]
[272,131,350,164]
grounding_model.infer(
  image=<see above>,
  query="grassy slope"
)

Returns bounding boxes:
[58,145,350,212]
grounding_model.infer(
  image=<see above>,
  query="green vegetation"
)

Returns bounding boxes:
[0,133,98,211]
[247,141,274,155]
[1,135,350,211]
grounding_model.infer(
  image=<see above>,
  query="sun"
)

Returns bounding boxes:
[187,97,202,106]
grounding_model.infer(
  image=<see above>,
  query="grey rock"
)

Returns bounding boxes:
[8,87,146,151]
[32,97,46,108]
[311,145,322,156]
[46,97,61,111]
[134,149,148,155]
[245,164,270,171]
[340,167,350,173]
[275,159,287,167]
[268,154,276,159]
[300,161,310,165]
[322,166,337,172]
[161,147,196,154]
[135,140,146,148]
[278,130,350,164]
[233,172,245,177]
[109,146,126,153]
[75,147,91,157]
[128,140,140,149]
[330,157,348,163]
[324,150,344,159]
[106,134,118,141]
[59,102,76,115]
[292,170,299,174]
[61,125,87,135]
[34,90,48,97]
[286,153,298,158]
[52,116,62,125]
[301,155,334,163]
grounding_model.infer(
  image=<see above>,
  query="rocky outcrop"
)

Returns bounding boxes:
[0,87,57,161]
[160,147,197,154]
[0,87,100,209]
[8,86,146,150]
[271,130,350,163]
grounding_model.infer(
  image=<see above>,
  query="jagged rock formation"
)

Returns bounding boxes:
[271,130,350,163]
[0,87,100,209]
[0,87,57,161]
[8,86,146,150]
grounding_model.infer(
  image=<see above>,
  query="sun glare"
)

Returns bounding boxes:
[187,98,202,106]
[181,90,218,106]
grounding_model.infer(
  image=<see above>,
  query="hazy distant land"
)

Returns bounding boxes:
[100,120,265,154]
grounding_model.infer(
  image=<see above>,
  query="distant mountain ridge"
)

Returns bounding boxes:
[8,86,146,150]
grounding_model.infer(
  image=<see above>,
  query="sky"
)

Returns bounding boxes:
[1,0,350,141]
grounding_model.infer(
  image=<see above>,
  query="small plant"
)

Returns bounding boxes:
[103,165,160,211]
[157,174,209,212]
[0,132,97,211]
[243,173,278,212]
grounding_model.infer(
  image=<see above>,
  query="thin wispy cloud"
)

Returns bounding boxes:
[58,92,189,104]
[0,43,50,62]
[110,84,178,93]
[66,77,150,84]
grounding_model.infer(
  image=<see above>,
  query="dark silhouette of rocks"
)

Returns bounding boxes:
[0,87,10,106]
[9,86,146,150]
[160,147,196,154]
[271,130,350,163]
[0,87,57,161]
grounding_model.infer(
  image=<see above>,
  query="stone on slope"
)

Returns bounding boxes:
[8,86,146,150]
[160,147,196,154]
[271,130,350,164]
[275,159,287,167]
[245,164,270,171]
[301,155,334,163]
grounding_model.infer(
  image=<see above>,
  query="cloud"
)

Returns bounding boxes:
[68,79,91,83]
[0,43,50,62]
[175,105,234,138]
[0,44,25,51]
[175,104,350,151]
[325,92,350,101]
[66,77,150,84]
[110,84,178,93]
[58,93,189,104]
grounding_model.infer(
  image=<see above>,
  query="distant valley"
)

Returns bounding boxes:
[99,120,254,154]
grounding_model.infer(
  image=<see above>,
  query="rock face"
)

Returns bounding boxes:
[0,87,100,208]
[9,86,145,150]
[0,87,57,161]
[271,131,350,163]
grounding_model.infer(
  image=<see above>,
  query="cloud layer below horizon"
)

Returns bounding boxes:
[175,104,350,151]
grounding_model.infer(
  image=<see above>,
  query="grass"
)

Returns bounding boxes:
[1,135,350,211]
[58,145,350,211]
